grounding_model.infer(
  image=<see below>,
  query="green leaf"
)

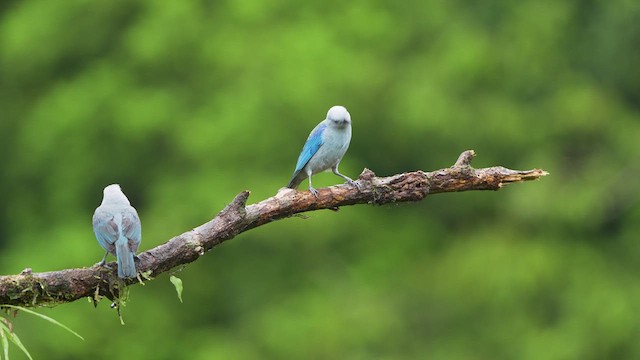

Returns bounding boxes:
[0,323,8,360]
[140,270,154,281]
[2,305,84,341]
[0,322,31,360]
[169,276,184,303]
[6,330,32,360]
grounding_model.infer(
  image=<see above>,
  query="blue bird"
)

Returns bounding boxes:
[93,184,141,279]
[287,105,359,196]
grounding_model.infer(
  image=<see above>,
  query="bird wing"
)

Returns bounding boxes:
[294,122,326,174]
[92,209,118,253]
[121,207,142,253]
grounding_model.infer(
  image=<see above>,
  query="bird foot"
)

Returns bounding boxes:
[309,187,319,198]
[347,179,361,190]
[96,261,112,269]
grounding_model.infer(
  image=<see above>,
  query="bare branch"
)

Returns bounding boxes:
[0,151,548,307]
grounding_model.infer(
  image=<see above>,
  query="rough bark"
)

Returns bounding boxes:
[0,151,547,307]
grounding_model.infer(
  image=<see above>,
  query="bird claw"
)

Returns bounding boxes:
[309,187,319,198]
[347,179,361,190]
[96,261,112,269]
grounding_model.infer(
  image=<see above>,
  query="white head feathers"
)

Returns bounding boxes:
[326,105,351,124]
[101,184,131,206]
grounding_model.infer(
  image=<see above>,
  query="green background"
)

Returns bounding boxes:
[1,0,639,359]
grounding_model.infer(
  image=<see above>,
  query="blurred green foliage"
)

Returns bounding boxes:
[1,0,639,358]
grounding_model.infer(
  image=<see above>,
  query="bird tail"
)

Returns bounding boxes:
[116,236,136,279]
[287,170,306,189]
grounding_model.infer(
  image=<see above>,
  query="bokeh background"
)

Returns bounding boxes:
[1,0,640,359]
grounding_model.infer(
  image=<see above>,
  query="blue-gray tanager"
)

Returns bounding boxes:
[92,184,141,279]
[287,105,359,196]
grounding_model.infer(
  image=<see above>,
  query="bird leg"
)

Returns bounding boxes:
[332,165,360,190]
[307,173,319,197]
[97,251,110,267]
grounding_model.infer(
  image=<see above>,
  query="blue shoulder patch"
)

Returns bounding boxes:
[294,122,326,173]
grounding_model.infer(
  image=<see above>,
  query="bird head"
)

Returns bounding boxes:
[326,106,351,127]
[102,184,131,206]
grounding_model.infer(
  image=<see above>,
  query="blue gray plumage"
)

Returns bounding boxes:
[287,105,359,196]
[93,184,141,279]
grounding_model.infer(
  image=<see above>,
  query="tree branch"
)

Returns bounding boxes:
[0,151,548,307]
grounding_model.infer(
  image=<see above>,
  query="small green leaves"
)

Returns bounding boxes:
[2,305,84,341]
[169,276,184,303]
[0,321,9,360]
[0,317,33,360]
[140,270,154,281]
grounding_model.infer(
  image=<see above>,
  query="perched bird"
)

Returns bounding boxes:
[287,105,359,196]
[92,184,141,279]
